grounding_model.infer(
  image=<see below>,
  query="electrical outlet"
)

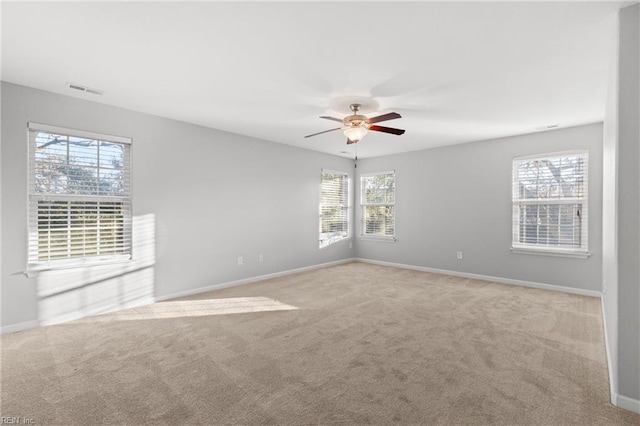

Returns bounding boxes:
[349,242,353,249]
[259,254,263,263]
[237,256,243,266]
[457,251,463,260]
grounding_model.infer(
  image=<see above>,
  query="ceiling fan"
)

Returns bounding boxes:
[305,103,405,144]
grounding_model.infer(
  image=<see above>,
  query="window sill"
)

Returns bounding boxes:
[360,235,397,243]
[27,255,133,275]
[511,247,590,259]
[319,236,351,250]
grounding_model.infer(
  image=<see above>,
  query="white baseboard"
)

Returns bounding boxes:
[357,258,640,415]
[0,320,39,335]
[600,297,640,415]
[600,296,617,405]
[355,258,602,298]
[3,256,637,415]
[616,393,640,414]
[1,258,355,334]
[155,258,354,302]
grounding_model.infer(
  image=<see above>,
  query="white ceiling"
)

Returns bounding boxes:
[1,1,627,158]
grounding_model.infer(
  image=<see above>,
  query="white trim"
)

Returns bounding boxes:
[0,320,40,335]
[31,193,128,203]
[601,296,617,405]
[28,256,133,274]
[616,394,640,415]
[321,168,346,175]
[5,258,637,414]
[360,170,396,177]
[28,122,132,144]
[27,126,133,270]
[359,235,397,243]
[513,197,587,205]
[355,258,601,298]
[512,149,590,162]
[319,169,350,249]
[512,151,589,253]
[511,247,590,259]
[360,170,396,239]
[155,258,354,302]
[0,259,355,334]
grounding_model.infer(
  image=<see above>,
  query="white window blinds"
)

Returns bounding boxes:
[512,151,588,256]
[28,123,132,269]
[361,171,395,238]
[319,170,349,249]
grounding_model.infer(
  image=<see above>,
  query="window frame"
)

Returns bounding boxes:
[27,122,133,271]
[511,150,589,258]
[360,170,396,241]
[319,169,350,249]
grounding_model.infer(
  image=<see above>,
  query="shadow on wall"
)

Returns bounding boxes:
[36,214,156,326]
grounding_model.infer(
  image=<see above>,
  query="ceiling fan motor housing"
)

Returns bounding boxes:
[343,115,369,128]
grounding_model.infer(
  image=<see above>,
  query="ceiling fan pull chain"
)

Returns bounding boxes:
[354,144,358,168]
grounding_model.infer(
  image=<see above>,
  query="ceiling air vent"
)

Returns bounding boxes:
[66,82,104,96]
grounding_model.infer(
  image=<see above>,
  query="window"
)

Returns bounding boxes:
[319,170,349,248]
[512,151,588,257]
[28,123,132,269]
[361,171,395,239]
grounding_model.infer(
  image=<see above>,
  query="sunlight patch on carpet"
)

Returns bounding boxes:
[85,297,299,321]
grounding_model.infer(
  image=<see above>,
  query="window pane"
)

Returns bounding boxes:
[518,203,581,248]
[33,133,129,197]
[36,200,127,261]
[321,206,347,233]
[99,142,125,169]
[29,125,132,266]
[99,169,125,196]
[364,206,394,236]
[363,174,395,203]
[361,172,395,238]
[35,162,69,194]
[69,137,98,167]
[35,133,67,164]
[67,166,98,195]
[516,155,585,200]
[513,152,587,251]
[320,171,349,248]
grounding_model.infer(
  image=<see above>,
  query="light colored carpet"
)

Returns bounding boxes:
[1,262,639,425]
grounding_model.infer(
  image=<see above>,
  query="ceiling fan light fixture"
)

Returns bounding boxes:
[344,126,368,143]
[305,102,404,143]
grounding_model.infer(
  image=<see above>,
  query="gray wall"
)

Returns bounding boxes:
[356,124,603,292]
[616,3,640,404]
[1,82,354,330]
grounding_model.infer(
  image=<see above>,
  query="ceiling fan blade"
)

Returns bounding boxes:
[367,112,401,124]
[304,127,342,138]
[320,116,343,123]
[369,125,406,136]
